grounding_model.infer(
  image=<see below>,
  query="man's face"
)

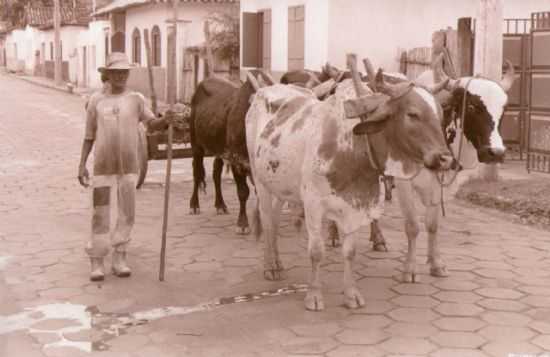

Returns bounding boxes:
[106,69,129,90]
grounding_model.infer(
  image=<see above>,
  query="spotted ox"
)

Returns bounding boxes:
[370,61,516,282]
[246,69,454,311]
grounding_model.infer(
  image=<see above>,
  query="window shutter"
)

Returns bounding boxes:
[262,10,271,70]
[242,12,260,67]
[288,5,305,70]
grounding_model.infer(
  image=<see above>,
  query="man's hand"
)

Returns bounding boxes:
[78,166,90,187]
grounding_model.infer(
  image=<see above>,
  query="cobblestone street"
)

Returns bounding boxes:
[1,74,549,357]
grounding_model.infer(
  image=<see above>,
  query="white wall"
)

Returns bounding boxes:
[77,20,110,88]
[329,0,550,72]
[126,2,233,68]
[5,26,40,73]
[241,0,330,73]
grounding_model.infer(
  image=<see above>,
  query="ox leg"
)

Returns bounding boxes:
[416,182,448,278]
[189,147,206,215]
[342,230,365,309]
[328,221,340,247]
[232,166,250,235]
[303,213,326,311]
[258,185,285,281]
[395,180,420,283]
[370,220,388,252]
[213,157,228,215]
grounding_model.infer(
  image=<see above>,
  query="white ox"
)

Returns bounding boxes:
[372,62,516,282]
[246,72,454,311]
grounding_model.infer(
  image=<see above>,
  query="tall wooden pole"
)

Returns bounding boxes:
[143,29,158,116]
[53,0,62,85]
[159,0,178,281]
[474,0,503,181]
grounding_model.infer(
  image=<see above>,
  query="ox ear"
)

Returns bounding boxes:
[353,120,388,135]
[344,93,387,118]
[352,103,393,135]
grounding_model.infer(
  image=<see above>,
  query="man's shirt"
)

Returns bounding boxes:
[85,90,154,175]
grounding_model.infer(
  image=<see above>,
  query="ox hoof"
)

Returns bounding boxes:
[264,268,286,281]
[189,208,201,215]
[235,226,251,235]
[343,287,365,309]
[372,241,388,252]
[402,271,420,283]
[430,266,449,277]
[216,207,229,215]
[304,290,325,311]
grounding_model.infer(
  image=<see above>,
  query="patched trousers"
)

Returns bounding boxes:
[85,174,137,258]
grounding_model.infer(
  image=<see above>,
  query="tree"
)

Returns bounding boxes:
[206,11,239,78]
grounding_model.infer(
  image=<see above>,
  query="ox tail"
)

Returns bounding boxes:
[190,88,207,193]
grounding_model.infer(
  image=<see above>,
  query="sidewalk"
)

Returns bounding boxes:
[6,71,96,98]
[6,70,171,111]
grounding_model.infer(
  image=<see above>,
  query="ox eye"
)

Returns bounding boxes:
[408,112,421,120]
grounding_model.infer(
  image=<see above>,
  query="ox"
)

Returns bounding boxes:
[246,63,454,310]
[189,70,274,234]
[369,60,516,282]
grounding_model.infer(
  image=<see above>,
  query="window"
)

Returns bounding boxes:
[50,42,53,60]
[151,25,161,66]
[132,28,141,65]
[242,10,271,68]
[288,5,305,70]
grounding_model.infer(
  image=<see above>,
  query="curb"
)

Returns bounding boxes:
[6,72,90,98]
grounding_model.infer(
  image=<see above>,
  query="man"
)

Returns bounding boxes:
[78,52,172,281]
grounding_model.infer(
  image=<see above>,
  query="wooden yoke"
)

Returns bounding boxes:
[346,53,370,97]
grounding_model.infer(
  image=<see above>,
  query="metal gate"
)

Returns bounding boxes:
[502,19,531,158]
[527,12,550,173]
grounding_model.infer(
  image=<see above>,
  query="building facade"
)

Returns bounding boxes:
[240,0,550,78]
[95,0,238,103]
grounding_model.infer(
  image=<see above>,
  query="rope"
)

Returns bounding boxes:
[436,77,474,216]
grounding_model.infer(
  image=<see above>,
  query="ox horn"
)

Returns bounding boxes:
[246,71,262,92]
[375,69,414,98]
[259,70,276,86]
[346,53,370,97]
[501,59,515,92]
[435,61,458,91]
[362,58,377,92]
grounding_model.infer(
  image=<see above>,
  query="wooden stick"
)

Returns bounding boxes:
[204,20,214,78]
[346,53,369,97]
[143,29,158,116]
[159,0,178,282]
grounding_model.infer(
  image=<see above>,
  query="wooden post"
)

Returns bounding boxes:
[143,29,158,115]
[159,0,178,282]
[53,0,62,85]
[203,20,214,78]
[457,17,474,76]
[474,0,503,181]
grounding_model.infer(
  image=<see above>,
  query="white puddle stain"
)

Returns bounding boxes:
[0,284,309,353]
[0,256,12,270]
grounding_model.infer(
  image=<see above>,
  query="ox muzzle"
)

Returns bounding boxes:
[477,146,506,164]
[424,151,460,171]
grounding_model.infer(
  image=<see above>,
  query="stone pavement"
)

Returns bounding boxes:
[0,73,549,357]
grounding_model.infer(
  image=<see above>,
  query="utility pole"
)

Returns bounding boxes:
[53,0,62,85]
[474,0,503,180]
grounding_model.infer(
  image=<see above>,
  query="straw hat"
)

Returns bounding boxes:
[98,52,132,72]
